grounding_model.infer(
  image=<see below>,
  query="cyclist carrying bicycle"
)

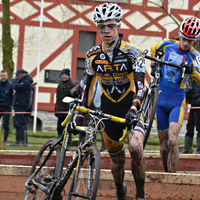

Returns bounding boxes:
[150,17,200,173]
[68,3,146,200]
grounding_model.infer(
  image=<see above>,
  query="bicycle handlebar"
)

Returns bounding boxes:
[145,55,182,69]
[61,100,129,142]
[75,106,129,142]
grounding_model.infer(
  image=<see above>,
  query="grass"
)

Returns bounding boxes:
[1,130,197,152]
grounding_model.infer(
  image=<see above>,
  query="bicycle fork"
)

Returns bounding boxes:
[70,147,95,199]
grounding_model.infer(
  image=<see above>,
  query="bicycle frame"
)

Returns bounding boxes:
[25,97,129,200]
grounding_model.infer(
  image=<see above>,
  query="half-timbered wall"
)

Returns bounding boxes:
[0,0,199,122]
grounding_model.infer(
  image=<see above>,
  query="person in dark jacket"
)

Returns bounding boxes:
[55,68,75,148]
[0,70,13,145]
[181,78,200,154]
[23,71,36,146]
[10,69,33,146]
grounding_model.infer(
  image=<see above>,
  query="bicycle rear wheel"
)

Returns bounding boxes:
[67,145,101,200]
[24,138,61,200]
[143,86,159,148]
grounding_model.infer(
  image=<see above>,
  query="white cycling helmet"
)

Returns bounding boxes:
[93,3,123,23]
[180,16,200,40]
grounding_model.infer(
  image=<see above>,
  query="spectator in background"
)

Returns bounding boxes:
[55,68,75,149]
[0,70,13,145]
[10,69,33,146]
[23,71,36,146]
[181,78,200,154]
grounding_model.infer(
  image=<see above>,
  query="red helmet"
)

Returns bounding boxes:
[180,17,200,40]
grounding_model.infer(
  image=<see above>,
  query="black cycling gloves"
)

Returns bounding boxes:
[73,91,79,98]
[125,109,138,130]
[67,116,84,134]
[181,63,193,74]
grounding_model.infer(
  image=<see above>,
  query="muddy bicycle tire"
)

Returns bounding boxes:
[25,138,61,200]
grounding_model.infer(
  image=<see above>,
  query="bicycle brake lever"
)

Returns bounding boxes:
[143,49,148,56]
[177,67,185,84]
[182,67,186,78]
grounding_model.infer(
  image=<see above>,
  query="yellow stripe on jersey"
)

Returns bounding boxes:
[87,75,97,107]
[178,98,186,126]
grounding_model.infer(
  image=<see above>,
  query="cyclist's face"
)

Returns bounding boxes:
[97,19,120,48]
[179,35,195,51]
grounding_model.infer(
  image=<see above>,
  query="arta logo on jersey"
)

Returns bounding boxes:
[96,63,128,73]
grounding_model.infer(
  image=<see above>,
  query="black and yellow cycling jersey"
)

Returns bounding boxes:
[82,37,146,155]
[84,37,145,111]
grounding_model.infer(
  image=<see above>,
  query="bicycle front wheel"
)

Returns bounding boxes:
[67,145,101,200]
[143,86,159,148]
[24,138,61,200]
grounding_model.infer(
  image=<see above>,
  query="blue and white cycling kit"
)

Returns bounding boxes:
[151,39,200,130]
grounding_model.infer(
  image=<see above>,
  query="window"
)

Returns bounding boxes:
[76,31,96,83]
[76,58,85,84]
[78,31,96,53]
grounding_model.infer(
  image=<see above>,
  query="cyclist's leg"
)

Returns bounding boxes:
[128,130,145,199]
[167,101,185,172]
[110,151,126,199]
[167,122,181,172]
[158,129,169,172]
[156,102,170,172]
[100,122,126,199]
[128,111,146,199]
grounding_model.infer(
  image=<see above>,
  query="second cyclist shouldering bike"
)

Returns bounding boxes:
[150,17,200,173]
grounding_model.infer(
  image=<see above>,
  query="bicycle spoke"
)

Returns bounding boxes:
[67,146,101,200]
